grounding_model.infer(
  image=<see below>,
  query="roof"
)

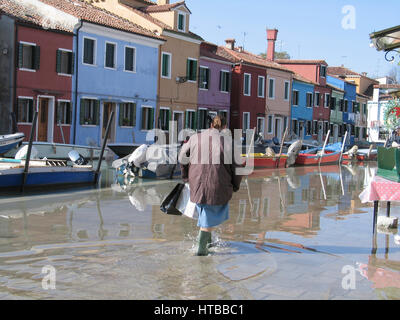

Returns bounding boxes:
[327,73,358,86]
[200,42,232,64]
[293,73,318,86]
[0,0,77,32]
[217,46,294,73]
[374,84,400,89]
[327,83,345,93]
[327,66,379,83]
[357,92,371,100]
[276,59,328,65]
[139,1,191,14]
[38,0,164,41]
[121,1,202,41]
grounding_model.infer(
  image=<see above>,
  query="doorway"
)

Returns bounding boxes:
[257,117,265,139]
[102,102,116,142]
[38,98,49,142]
[318,121,324,143]
[172,111,184,141]
[298,121,305,140]
[333,124,339,143]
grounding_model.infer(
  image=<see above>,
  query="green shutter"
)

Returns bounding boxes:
[56,50,62,73]
[79,99,85,125]
[18,43,23,68]
[150,108,154,129]
[186,59,190,78]
[34,46,40,70]
[194,111,197,130]
[185,111,189,128]
[193,60,197,81]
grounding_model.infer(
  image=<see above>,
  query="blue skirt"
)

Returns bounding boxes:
[196,204,229,228]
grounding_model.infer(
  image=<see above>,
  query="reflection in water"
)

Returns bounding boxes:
[1,162,400,299]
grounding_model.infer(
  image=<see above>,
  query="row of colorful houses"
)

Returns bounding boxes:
[0,0,391,148]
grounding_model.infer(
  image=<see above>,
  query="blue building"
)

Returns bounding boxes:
[343,80,357,144]
[291,74,315,140]
[65,3,165,147]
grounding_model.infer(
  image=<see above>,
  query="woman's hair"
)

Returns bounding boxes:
[211,115,227,130]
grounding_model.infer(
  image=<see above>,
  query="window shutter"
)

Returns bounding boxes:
[150,108,154,129]
[193,60,197,81]
[119,104,123,126]
[185,111,189,128]
[70,52,75,75]
[95,100,100,125]
[194,111,197,130]
[186,59,190,78]
[131,103,136,127]
[34,46,40,70]
[79,99,85,125]
[28,99,34,122]
[219,71,222,91]
[18,43,23,68]
[56,50,62,73]
[168,109,172,131]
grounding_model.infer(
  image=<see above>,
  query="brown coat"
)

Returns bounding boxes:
[179,128,242,205]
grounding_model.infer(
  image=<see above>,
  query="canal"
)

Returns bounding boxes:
[0,163,398,299]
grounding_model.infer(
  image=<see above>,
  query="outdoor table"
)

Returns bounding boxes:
[359,174,399,234]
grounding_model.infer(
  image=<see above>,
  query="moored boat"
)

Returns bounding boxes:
[5,141,109,160]
[295,150,341,166]
[244,153,288,169]
[0,133,25,156]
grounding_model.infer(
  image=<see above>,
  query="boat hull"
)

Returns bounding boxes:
[108,143,141,158]
[0,133,25,156]
[0,166,95,189]
[252,156,288,169]
[295,151,341,166]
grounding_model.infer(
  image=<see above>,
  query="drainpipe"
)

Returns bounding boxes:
[73,21,83,145]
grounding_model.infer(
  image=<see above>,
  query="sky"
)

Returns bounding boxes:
[185,0,400,80]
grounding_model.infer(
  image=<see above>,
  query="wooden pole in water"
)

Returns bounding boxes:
[276,127,288,168]
[319,129,330,166]
[339,131,348,164]
[95,111,114,184]
[21,111,38,193]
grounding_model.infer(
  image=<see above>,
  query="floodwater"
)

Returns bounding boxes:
[0,162,399,300]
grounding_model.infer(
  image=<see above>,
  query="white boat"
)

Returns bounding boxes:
[0,133,25,156]
[4,141,109,160]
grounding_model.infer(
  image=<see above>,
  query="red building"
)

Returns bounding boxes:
[3,0,75,143]
[276,59,332,143]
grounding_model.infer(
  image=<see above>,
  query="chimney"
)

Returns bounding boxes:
[225,39,235,50]
[238,46,243,52]
[157,0,170,5]
[266,29,278,61]
[361,72,367,77]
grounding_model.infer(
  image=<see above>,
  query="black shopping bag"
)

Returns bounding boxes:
[160,183,185,215]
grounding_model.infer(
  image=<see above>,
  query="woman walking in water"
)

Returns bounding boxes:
[179,116,243,256]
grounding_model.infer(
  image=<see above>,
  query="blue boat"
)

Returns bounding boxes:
[0,158,96,190]
[0,133,25,156]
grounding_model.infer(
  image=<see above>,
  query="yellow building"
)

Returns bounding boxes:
[86,0,203,138]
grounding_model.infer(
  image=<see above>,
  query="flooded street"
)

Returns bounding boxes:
[0,163,399,300]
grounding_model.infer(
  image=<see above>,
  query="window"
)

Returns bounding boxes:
[339,99,344,112]
[320,65,326,77]
[306,121,312,135]
[17,98,34,123]
[330,97,336,110]
[197,109,208,130]
[199,66,210,90]
[314,92,320,107]
[292,90,299,106]
[119,103,136,127]
[306,93,313,108]
[141,107,154,130]
[125,46,136,72]
[257,117,265,136]
[18,42,40,70]
[284,81,290,101]
[56,49,74,75]
[313,120,318,135]
[178,13,186,32]
[80,99,99,125]
[325,93,330,108]
[344,100,348,113]
[220,70,230,92]
[244,73,251,96]
[185,110,196,129]
[56,101,72,125]
[83,37,96,65]
[243,112,250,130]
[267,115,273,134]
[186,58,197,82]
[258,76,265,98]
[292,119,298,136]
[159,108,170,131]
[161,52,171,78]
[268,78,275,99]
[105,42,116,69]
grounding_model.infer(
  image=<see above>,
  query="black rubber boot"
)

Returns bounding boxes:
[196,231,211,256]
